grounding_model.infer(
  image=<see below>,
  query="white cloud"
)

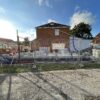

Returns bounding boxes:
[75,6,80,11]
[0,7,5,14]
[70,11,95,29]
[0,19,16,40]
[38,0,52,8]
[45,0,52,8]
[0,19,36,41]
[47,19,57,23]
[38,0,43,6]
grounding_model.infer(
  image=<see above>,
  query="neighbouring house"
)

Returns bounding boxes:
[0,38,17,54]
[20,45,31,52]
[31,22,70,53]
[91,33,100,58]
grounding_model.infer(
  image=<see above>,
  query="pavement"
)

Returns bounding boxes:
[0,69,100,100]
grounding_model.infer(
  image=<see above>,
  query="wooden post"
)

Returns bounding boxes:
[78,38,80,62]
[17,30,20,62]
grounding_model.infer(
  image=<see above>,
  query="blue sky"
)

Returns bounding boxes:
[0,0,100,40]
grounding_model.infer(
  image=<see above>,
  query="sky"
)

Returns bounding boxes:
[0,0,100,41]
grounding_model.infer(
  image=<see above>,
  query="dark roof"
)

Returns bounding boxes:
[36,22,70,28]
[92,33,100,44]
[0,38,15,43]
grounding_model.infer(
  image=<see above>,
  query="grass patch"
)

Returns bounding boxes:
[0,63,100,73]
[83,63,100,69]
[36,63,77,71]
[0,65,33,74]
[36,63,100,71]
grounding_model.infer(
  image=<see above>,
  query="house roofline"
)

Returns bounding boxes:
[35,22,70,29]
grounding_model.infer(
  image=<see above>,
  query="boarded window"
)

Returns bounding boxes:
[52,43,65,50]
[55,29,59,36]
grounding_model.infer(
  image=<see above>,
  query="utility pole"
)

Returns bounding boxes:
[17,30,20,62]
[78,38,81,63]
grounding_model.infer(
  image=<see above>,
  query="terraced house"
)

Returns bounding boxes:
[31,22,70,53]
[0,38,17,54]
[92,33,100,58]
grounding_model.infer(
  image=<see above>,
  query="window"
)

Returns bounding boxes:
[55,29,59,36]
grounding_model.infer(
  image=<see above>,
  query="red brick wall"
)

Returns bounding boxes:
[37,28,69,39]
[32,27,70,51]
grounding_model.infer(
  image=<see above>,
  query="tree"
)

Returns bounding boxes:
[70,22,93,39]
[23,37,30,46]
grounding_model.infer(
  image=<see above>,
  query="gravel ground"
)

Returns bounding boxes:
[0,69,100,100]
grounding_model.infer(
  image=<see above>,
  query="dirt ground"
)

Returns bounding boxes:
[0,69,100,100]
